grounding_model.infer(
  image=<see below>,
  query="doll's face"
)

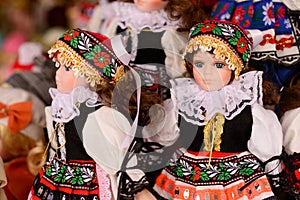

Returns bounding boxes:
[55,54,89,94]
[55,60,77,94]
[192,51,232,91]
[133,0,168,12]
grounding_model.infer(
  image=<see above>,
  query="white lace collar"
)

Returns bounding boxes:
[172,71,263,126]
[112,2,179,33]
[50,86,99,123]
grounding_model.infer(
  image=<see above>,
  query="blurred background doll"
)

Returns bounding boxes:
[28,28,132,200]
[278,75,300,200]
[1,49,57,107]
[0,87,46,200]
[153,20,283,199]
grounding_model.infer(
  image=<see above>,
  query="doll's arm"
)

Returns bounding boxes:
[248,103,283,175]
[82,106,130,175]
[162,29,188,79]
[83,106,154,198]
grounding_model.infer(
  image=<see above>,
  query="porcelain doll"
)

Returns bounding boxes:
[154,20,283,200]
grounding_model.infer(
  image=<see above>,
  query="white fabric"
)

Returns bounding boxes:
[110,35,131,65]
[112,2,178,33]
[83,106,131,173]
[246,29,263,49]
[18,42,42,65]
[143,99,179,146]
[280,107,300,154]
[82,106,132,198]
[248,103,283,175]
[162,29,188,78]
[172,71,263,126]
[282,0,300,10]
[50,86,99,123]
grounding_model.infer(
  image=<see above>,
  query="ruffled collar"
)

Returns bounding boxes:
[50,86,99,123]
[112,2,179,33]
[171,71,263,126]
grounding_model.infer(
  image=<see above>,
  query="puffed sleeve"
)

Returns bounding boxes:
[82,106,147,198]
[82,106,131,175]
[161,29,188,79]
[280,107,300,155]
[248,103,283,175]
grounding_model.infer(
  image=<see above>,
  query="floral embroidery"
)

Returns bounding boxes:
[187,21,251,78]
[262,2,275,26]
[94,52,110,68]
[44,159,98,187]
[166,154,264,185]
[63,29,80,41]
[49,28,124,86]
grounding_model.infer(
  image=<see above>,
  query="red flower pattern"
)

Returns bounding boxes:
[232,6,245,23]
[200,24,216,33]
[64,30,80,41]
[237,37,248,53]
[94,52,110,68]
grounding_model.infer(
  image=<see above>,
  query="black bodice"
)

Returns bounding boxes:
[178,105,253,153]
[53,104,100,160]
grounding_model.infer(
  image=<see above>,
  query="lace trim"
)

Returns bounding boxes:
[112,2,178,33]
[172,71,263,126]
[50,86,99,123]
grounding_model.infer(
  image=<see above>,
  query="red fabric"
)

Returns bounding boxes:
[187,150,240,157]
[12,59,33,71]
[4,157,35,200]
[0,102,32,133]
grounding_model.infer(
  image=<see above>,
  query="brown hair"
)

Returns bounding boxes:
[118,0,208,32]
[279,75,300,118]
[96,67,163,127]
[165,0,208,32]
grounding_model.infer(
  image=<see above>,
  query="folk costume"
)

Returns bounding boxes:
[154,21,283,200]
[111,1,180,99]
[28,28,131,200]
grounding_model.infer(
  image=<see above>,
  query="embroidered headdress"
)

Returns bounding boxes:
[48,28,131,87]
[184,20,252,78]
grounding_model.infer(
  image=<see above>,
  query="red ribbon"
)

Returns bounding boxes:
[0,102,32,133]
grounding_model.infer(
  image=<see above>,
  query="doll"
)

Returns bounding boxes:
[27,28,134,199]
[0,87,46,200]
[278,76,300,199]
[153,20,283,199]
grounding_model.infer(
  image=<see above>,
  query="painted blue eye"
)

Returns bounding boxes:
[215,63,225,69]
[65,66,71,71]
[195,62,203,68]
